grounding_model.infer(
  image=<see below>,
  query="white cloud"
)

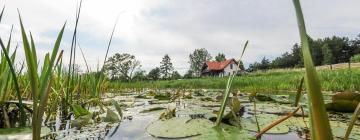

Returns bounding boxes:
[0,0,359,74]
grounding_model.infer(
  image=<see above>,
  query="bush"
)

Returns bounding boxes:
[351,54,360,63]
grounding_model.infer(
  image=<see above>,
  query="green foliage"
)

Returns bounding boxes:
[0,9,26,126]
[215,53,226,62]
[249,34,360,70]
[171,71,181,80]
[351,54,360,63]
[18,11,66,139]
[132,70,147,81]
[216,40,248,126]
[71,105,91,118]
[113,68,360,92]
[189,48,212,76]
[160,54,174,79]
[322,44,334,65]
[146,117,213,139]
[147,67,161,80]
[104,53,141,81]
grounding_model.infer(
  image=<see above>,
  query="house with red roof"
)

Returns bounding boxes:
[201,59,242,77]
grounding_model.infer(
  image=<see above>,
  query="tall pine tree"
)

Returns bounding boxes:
[160,54,174,79]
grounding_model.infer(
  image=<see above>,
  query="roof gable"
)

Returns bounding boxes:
[204,59,236,71]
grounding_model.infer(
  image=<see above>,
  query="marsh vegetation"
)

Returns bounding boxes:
[1,0,360,140]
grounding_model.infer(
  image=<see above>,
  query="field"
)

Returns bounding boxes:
[113,67,360,92]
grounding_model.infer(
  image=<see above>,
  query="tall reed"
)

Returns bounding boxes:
[292,0,333,139]
[18,11,66,139]
[215,40,248,126]
[0,6,27,127]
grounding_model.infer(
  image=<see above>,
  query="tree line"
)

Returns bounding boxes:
[247,34,360,72]
[103,34,360,81]
[103,48,239,81]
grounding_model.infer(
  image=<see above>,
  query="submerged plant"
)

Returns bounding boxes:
[292,0,333,139]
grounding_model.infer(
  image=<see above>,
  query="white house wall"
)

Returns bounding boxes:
[222,61,238,77]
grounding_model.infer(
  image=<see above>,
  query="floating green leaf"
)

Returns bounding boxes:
[146,117,213,138]
[71,104,91,118]
[190,124,255,140]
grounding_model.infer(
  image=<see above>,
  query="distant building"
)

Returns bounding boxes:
[201,59,242,77]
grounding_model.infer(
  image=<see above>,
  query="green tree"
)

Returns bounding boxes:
[215,53,226,62]
[160,54,174,79]
[322,44,334,69]
[259,57,270,70]
[133,70,147,81]
[183,70,194,79]
[171,71,182,80]
[189,48,212,77]
[147,67,161,80]
[104,53,141,81]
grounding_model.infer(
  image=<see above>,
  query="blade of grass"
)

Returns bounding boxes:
[0,27,27,126]
[215,40,248,126]
[78,44,90,72]
[344,103,360,140]
[293,76,304,107]
[66,0,82,106]
[292,0,333,139]
[255,106,301,138]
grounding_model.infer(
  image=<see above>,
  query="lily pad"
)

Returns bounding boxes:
[71,114,93,128]
[146,117,213,138]
[330,121,360,140]
[140,107,166,113]
[241,114,289,134]
[189,124,255,140]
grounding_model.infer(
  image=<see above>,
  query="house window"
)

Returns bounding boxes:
[230,64,233,69]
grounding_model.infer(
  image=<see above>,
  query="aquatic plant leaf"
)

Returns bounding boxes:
[103,108,120,123]
[325,100,358,112]
[159,108,176,120]
[241,114,289,134]
[71,114,92,128]
[140,107,166,113]
[71,104,91,118]
[190,124,255,140]
[292,0,333,139]
[216,40,249,126]
[146,117,213,138]
[111,99,123,119]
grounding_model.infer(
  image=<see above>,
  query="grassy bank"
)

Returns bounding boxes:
[111,68,360,92]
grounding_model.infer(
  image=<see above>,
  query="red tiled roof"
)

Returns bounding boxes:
[204,59,235,71]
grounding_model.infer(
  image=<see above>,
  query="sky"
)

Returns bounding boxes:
[0,0,359,74]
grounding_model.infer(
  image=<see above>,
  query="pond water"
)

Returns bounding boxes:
[1,90,359,140]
